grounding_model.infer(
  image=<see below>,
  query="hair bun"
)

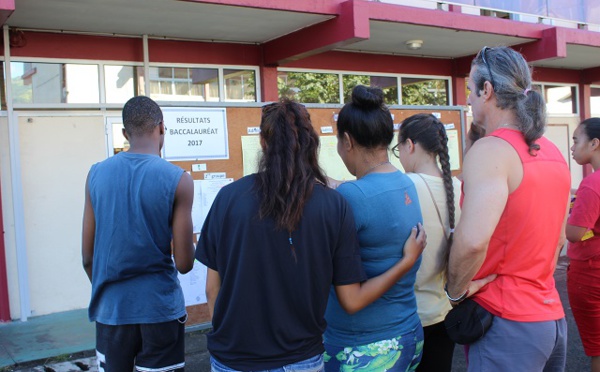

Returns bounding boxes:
[352,85,384,109]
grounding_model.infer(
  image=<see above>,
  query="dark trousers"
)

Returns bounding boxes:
[96,316,186,372]
[416,321,455,372]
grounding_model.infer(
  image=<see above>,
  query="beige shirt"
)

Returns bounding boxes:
[408,173,462,327]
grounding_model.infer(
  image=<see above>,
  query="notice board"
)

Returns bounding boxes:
[168,105,465,327]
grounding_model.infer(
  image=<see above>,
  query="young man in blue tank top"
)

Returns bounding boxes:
[82,96,195,371]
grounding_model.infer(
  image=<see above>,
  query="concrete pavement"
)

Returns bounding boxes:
[3,256,592,371]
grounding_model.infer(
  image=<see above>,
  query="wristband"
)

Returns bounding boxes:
[444,283,469,303]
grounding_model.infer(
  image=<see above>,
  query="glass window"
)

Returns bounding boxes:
[547,0,587,24]
[223,69,256,102]
[342,74,370,103]
[174,68,187,79]
[277,71,451,106]
[278,71,340,104]
[11,62,100,104]
[401,78,449,105]
[104,65,143,104]
[372,76,398,105]
[149,67,219,102]
[342,75,398,105]
[0,63,6,110]
[544,85,577,114]
[112,122,129,155]
[591,87,600,116]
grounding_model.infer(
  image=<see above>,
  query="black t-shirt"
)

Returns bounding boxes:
[196,174,366,370]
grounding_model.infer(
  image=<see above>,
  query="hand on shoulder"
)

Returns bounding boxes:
[327,176,345,189]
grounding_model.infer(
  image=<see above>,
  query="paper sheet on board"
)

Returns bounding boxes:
[177,259,207,306]
[191,178,234,233]
[241,135,262,176]
[446,129,461,171]
[318,136,355,181]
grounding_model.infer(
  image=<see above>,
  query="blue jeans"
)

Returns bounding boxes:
[211,354,324,372]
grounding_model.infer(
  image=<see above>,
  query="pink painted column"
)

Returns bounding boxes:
[0,177,11,322]
[579,82,593,177]
[260,65,279,102]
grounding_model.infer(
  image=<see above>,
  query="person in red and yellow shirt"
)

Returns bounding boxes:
[567,117,600,372]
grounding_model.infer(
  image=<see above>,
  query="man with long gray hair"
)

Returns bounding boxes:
[446,46,570,371]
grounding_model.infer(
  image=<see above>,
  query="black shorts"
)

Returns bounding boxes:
[95,315,187,372]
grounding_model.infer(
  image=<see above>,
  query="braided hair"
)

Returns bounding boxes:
[398,114,455,248]
[256,99,327,232]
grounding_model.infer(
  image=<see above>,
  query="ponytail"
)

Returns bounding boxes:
[437,125,455,248]
[516,89,545,154]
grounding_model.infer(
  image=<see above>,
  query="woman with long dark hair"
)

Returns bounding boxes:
[196,99,425,372]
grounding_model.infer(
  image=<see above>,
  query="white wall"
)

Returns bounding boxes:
[546,116,582,189]
[15,114,106,316]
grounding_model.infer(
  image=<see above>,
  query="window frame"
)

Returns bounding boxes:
[277,67,453,106]
[8,57,105,108]
[536,81,579,116]
[3,57,261,109]
[148,62,260,104]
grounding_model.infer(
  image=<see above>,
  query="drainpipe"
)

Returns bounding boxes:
[143,34,150,96]
[0,176,10,322]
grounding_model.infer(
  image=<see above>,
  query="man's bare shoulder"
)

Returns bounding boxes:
[465,135,517,165]
[463,135,522,186]
[470,135,515,151]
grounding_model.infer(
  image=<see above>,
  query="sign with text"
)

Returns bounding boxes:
[161,107,229,161]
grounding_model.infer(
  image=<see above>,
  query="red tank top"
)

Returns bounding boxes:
[472,128,570,322]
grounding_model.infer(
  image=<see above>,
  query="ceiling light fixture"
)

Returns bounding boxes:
[406,39,423,50]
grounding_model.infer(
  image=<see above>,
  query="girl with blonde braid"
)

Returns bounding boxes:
[393,113,461,372]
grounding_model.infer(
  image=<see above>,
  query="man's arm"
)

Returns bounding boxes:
[566,185,599,243]
[206,268,221,319]
[172,172,195,274]
[334,225,425,314]
[81,173,95,282]
[447,137,514,299]
[566,224,588,243]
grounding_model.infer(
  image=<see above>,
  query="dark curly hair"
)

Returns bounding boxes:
[255,99,327,232]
